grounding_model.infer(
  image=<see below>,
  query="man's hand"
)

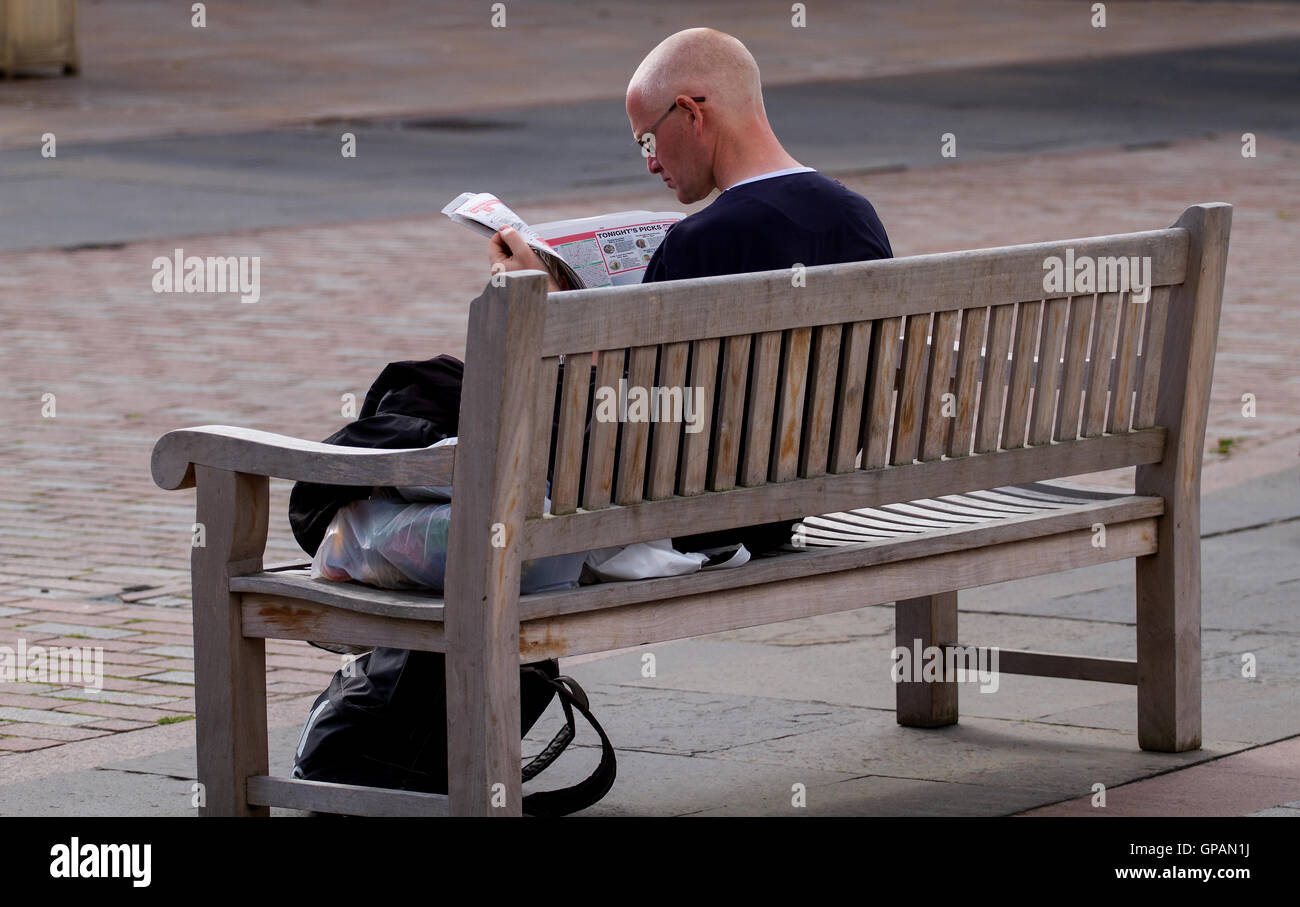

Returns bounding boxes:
[489,225,561,291]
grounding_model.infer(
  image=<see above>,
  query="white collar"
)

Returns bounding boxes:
[723,166,816,191]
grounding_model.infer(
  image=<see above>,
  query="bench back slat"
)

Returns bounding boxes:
[1083,291,1124,436]
[740,331,783,485]
[829,320,873,472]
[680,338,721,494]
[1134,284,1172,428]
[526,357,560,519]
[772,327,813,482]
[1054,294,1094,441]
[1029,296,1071,445]
[920,309,961,460]
[466,211,1226,559]
[709,334,750,490]
[862,317,902,468]
[890,313,931,466]
[948,306,987,457]
[799,324,842,478]
[1109,294,1145,433]
[646,340,689,499]
[1003,300,1043,450]
[609,345,653,505]
[549,351,590,515]
[582,348,624,510]
[975,303,1015,453]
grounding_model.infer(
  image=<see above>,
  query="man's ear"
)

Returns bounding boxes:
[679,95,704,133]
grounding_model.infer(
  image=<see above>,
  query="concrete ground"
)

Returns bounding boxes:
[0,0,1297,816]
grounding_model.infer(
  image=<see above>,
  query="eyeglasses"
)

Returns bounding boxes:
[636,96,706,157]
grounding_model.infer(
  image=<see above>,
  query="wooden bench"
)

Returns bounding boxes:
[151,203,1231,817]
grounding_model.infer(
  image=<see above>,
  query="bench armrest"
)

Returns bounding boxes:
[151,425,455,490]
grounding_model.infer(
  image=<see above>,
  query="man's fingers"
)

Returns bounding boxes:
[497,225,533,260]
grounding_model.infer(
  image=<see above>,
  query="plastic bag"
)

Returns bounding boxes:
[312,494,585,594]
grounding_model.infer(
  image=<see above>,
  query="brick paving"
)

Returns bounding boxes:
[2,132,1296,766]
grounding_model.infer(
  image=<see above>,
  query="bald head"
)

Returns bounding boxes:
[627,28,800,203]
[627,28,764,119]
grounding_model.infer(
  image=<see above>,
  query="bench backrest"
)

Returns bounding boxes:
[449,204,1230,565]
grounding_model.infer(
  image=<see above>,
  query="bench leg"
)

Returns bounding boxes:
[192,467,270,816]
[445,646,522,817]
[894,591,959,727]
[1135,541,1202,752]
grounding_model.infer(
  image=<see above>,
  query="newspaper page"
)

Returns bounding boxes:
[442,191,683,289]
[532,211,683,288]
[441,191,582,289]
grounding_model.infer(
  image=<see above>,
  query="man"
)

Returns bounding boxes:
[491,27,892,554]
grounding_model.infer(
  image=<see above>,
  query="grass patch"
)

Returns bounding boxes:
[157,715,194,725]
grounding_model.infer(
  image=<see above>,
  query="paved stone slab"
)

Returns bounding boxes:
[40,688,180,707]
[101,723,306,781]
[518,745,855,817]
[140,645,193,659]
[527,684,868,757]
[11,622,137,640]
[706,711,1232,797]
[689,773,1053,817]
[1025,760,1300,817]
[138,670,195,685]
[0,706,93,727]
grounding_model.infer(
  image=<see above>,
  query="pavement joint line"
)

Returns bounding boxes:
[1201,512,1300,541]
[1034,732,1300,805]
[91,766,194,782]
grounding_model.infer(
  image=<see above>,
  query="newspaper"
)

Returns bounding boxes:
[442,191,684,290]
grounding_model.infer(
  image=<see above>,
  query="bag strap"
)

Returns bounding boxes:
[517,669,618,817]
[520,685,575,783]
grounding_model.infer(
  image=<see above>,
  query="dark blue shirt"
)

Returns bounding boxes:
[643,170,892,283]
[645,170,892,556]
